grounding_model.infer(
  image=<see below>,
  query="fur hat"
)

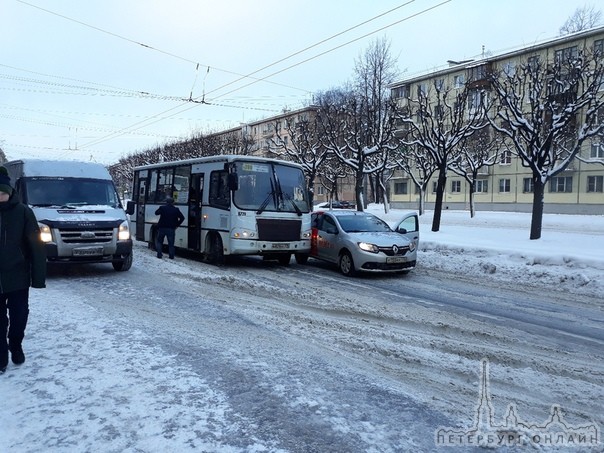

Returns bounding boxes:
[0,166,12,195]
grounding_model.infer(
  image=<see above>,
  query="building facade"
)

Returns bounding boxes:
[389,26,604,215]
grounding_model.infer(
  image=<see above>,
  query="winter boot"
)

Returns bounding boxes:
[9,344,25,365]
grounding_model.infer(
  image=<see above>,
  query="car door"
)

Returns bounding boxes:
[393,213,420,249]
[318,214,340,263]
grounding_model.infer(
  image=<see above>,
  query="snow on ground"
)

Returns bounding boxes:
[368,206,604,299]
[0,207,602,452]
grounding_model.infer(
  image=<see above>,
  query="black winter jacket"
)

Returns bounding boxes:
[155,204,185,229]
[0,193,46,293]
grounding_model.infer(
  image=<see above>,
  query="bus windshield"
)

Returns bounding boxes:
[233,161,310,213]
[23,177,122,208]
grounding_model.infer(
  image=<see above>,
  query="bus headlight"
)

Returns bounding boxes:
[39,223,52,243]
[118,220,131,241]
[232,228,256,239]
[301,229,312,239]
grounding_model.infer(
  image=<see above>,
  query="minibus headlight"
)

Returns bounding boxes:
[232,228,256,239]
[39,223,52,243]
[118,220,131,240]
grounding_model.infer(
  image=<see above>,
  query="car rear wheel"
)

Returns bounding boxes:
[339,251,356,276]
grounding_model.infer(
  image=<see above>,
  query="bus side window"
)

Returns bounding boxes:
[209,170,230,209]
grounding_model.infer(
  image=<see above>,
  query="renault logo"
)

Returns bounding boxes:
[392,245,399,254]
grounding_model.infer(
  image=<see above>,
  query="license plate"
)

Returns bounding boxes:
[386,256,407,264]
[73,247,103,256]
[271,243,289,249]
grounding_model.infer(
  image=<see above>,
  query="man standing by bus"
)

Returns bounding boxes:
[155,197,185,260]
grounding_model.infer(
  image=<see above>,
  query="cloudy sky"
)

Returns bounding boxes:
[1,0,597,164]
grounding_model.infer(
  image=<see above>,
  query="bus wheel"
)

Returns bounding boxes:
[112,253,133,271]
[278,253,291,266]
[294,253,309,265]
[205,233,224,265]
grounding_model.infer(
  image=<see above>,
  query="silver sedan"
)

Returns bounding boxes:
[306,210,419,276]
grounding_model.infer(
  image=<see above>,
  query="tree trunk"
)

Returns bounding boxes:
[418,187,425,216]
[356,172,365,212]
[431,167,447,232]
[530,178,545,240]
[469,177,476,218]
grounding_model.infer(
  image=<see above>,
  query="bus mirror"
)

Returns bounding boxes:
[228,172,239,191]
[126,200,136,215]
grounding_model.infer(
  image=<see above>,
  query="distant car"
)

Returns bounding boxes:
[301,210,419,276]
[317,200,356,209]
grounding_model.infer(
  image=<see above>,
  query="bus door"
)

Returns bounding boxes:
[135,173,147,240]
[188,173,203,251]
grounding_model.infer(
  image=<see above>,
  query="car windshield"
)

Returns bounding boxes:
[337,215,392,233]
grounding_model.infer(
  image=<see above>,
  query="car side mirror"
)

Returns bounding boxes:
[397,227,408,234]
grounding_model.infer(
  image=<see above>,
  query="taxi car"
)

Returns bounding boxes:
[305,210,419,276]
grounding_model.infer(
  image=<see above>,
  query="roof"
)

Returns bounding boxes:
[390,25,604,88]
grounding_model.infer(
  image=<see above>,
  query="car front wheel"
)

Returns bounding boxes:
[339,251,356,276]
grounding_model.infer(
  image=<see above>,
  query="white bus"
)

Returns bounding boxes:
[127,155,312,265]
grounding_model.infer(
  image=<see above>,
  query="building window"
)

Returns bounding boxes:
[316,185,325,195]
[394,181,408,195]
[454,74,465,88]
[476,179,488,193]
[500,150,512,165]
[587,175,604,193]
[432,181,438,193]
[595,39,604,55]
[451,180,461,193]
[523,178,534,193]
[499,179,511,193]
[592,142,604,158]
[435,79,445,91]
[555,46,578,63]
[503,61,516,77]
[392,85,408,99]
[417,83,427,97]
[527,55,540,70]
[550,176,573,193]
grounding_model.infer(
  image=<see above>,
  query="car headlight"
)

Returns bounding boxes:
[358,242,379,253]
[39,223,52,243]
[232,228,256,239]
[409,239,417,252]
[118,220,131,240]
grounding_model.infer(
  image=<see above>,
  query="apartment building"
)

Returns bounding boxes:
[389,26,604,215]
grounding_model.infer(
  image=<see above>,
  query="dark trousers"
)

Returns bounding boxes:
[156,227,176,259]
[0,288,30,367]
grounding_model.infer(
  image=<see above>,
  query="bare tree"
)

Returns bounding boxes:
[449,126,500,217]
[489,50,604,239]
[389,143,437,215]
[0,144,7,164]
[397,80,487,232]
[270,108,328,207]
[320,38,400,212]
[559,5,602,35]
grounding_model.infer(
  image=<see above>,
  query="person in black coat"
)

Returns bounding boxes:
[0,166,46,374]
[154,197,185,259]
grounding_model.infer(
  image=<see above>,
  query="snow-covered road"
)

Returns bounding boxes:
[1,209,603,452]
